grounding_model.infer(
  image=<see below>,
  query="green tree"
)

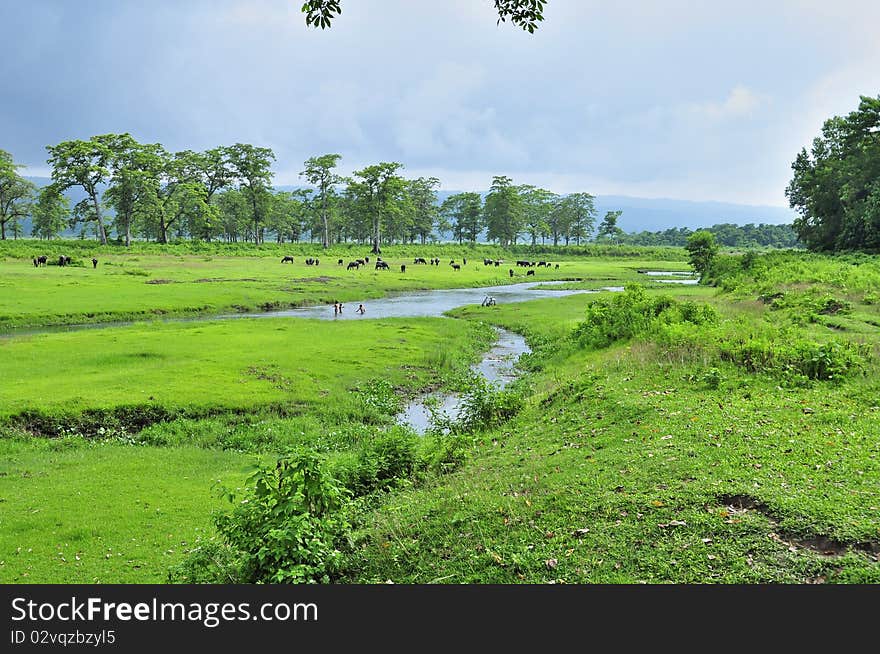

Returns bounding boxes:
[46,135,126,244]
[351,162,405,254]
[518,185,557,245]
[0,149,35,240]
[404,177,440,244]
[484,175,523,247]
[786,95,880,252]
[104,137,166,246]
[560,192,597,245]
[301,154,342,248]
[685,230,719,278]
[227,143,276,244]
[300,0,547,32]
[440,192,484,244]
[31,186,70,240]
[596,210,624,244]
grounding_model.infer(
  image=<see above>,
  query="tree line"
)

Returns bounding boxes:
[1,136,614,251]
[614,222,801,248]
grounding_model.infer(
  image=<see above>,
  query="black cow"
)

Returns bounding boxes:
[281,256,295,263]
[338,259,344,265]
[37,255,47,266]
[526,269,535,276]
[305,257,315,266]
[463,258,467,265]
[516,260,530,267]
[376,261,389,270]
[414,257,427,264]
[555,263,560,269]
[484,258,493,266]
[58,255,71,266]
[356,259,365,266]
[365,256,370,263]
[495,260,500,267]
[32,258,38,267]
[92,258,98,268]
[451,263,460,271]
[400,264,406,273]
[347,261,360,270]
[509,268,514,277]
[537,261,548,267]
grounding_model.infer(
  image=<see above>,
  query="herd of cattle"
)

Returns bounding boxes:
[27,252,557,277]
[278,254,560,276]
[31,255,99,268]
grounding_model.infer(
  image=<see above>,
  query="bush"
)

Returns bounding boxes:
[571,284,718,350]
[171,449,350,584]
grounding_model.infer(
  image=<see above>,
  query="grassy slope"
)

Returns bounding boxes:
[344,274,880,583]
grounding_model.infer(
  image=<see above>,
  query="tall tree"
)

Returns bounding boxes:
[440,192,484,244]
[405,176,440,244]
[46,134,123,244]
[104,137,165,246]
[786,94,880,252]
[31,186,70,240]
[484,175,522,247]
[301,154,342,248]
[300,0,548,32]
[227,144,276,244]
[351,162,404,253]
[596,210,624,244]
[0,149,35,240]
[518,185,557,245]
[559,192,596,245]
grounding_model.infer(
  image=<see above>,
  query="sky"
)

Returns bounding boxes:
[1,0,879,207]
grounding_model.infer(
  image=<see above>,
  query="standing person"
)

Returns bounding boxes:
[333,302,339,316]
[356,304,365,315]
[339,303,344,313]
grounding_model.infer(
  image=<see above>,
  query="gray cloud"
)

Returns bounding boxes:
[1,0,877,205]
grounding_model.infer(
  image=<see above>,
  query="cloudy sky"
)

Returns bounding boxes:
[2,0,878,206]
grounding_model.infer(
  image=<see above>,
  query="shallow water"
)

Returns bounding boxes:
[230,280,616,321]
[396,327,530,435]
[639,270,700,285]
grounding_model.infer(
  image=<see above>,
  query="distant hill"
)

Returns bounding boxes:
[18,177,796,242]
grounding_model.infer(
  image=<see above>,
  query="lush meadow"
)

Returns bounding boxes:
[1,241,877,583]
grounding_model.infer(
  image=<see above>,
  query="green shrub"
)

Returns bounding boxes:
[171,449,350,584]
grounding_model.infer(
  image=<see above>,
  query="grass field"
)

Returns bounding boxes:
[1,240,877,583]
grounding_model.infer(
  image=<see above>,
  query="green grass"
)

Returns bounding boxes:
[2,245,878,584]
[0,437,252,583]
[0,240,689,330]
[343,273,880,583]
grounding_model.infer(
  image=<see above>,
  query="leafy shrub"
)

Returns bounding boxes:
[336,429,421,495]
[356,378,400,420]
[171,449,350,584]
[719,336,870,381]
[571,284,717,350]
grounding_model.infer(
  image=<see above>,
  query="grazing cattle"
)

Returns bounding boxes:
[32,258,38,267]
[516,260,530,267]
[451,263,460,271]
[365,256,370,263]
[347,261,360,270]
[481,296,496,306]
[338,259,344,265]
[509,268,514,277]
[526,269,535,276]
[484,258,493,266]
[315,258,319,265]
[92,258,98,268]
[400,264,406,273]
[449,260,455,266]
[356,258,365,266]
[281,256,295,263]
[414,257,427,264]
[305,257,315,266]
[375,261,390,270]
[555,263,559,269]
[537,261,548,267]
[463,258,467,265]
[36,255,47,266]
[58,255,72,267]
